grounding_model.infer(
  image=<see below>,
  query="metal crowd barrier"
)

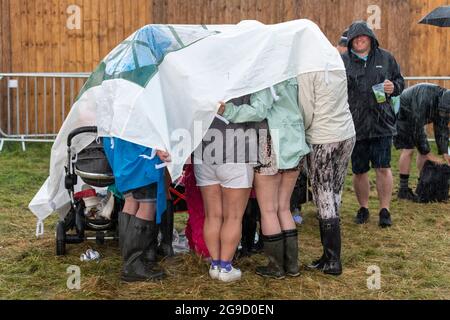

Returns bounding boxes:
[0,74,448,151]
[0,73,90,151]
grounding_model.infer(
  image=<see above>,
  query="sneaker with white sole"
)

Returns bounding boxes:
[209,265,220,280]
[218,266,242,283]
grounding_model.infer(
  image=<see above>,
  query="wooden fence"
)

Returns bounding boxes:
[0,0,449,135]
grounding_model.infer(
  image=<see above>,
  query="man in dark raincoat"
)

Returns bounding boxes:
[394,83,450,201]
[342,21,405,228]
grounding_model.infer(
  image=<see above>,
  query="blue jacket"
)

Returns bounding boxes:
[103,137,167,224]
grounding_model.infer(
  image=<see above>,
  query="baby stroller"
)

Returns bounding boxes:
[56,126,123,256]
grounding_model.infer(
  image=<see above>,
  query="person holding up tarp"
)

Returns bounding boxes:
[297,64,356,276]
[103,138,170,282]
[342,21,405,228]
[394,83,450,201]
[218,78,310,280]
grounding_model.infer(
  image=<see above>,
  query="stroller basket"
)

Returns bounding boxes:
[75,139,114,188]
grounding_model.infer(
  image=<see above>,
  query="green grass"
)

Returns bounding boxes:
[0,142,449,300]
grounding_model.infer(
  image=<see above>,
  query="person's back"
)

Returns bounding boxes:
[399,83,446,126]
[395,85,450,201]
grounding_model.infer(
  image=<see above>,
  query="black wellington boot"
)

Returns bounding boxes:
[255,233,285,279]
[143,221,159,264]
[307,219,326,270]
[283,229,300,277]
[121,216,165,282]
[320,218,342,276]
[157,200,175,258]
[118,212,131,252]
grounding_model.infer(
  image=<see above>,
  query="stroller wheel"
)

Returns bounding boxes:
[56,221,66,256]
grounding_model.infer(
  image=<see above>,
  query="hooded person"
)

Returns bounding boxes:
[342,20,405,228]
[394,84,450,201]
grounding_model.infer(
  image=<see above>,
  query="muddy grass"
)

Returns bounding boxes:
[0,142,449,300]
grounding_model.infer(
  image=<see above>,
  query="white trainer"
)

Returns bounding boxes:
[209,265,220,280]
[218,266,242,283]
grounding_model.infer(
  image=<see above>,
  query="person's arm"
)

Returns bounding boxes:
[385,55,405,97]
[220,89,273,123]
[297,73,314,130]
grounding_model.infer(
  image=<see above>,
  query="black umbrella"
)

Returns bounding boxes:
[419,5,450,27]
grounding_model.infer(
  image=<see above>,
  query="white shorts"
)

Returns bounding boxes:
[194,163,254,189]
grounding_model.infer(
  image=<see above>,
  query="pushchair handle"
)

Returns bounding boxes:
[67,126,98,147]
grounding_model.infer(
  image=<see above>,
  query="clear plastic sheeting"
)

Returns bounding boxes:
[29,20,345,231]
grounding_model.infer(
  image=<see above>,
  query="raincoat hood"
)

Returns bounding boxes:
[347,20,380,53]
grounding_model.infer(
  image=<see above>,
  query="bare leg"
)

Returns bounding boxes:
[220,187,252,262]
[200,185,223,262]
[136,202,156,222]
[353,173,370,208]
[376,168,393,210]
[123,196,139,216]
[277,170,300,231]
[416,154,428,173]
[399,149,414,175]
[254,173,282,235]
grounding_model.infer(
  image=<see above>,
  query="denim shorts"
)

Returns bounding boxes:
[124,183,157,203]
[351,137,392,175]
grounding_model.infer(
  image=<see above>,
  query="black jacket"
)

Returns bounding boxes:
[342,21,405,141]
[398,83,449,155]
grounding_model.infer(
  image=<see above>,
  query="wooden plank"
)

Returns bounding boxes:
[83,0,93,71]
[50,0,61,133]
[387,0,410,76]
[193,0,201,25]
[255,0,264,22]
[43,0,53,72]
[0,0,12,73]
[128,0,141,30]
[19,0,29,72]
[0,0,11,133]
[107,0,117,58]
[247,0,257,20]
[98,0,109,59]
[64,0,72,71]
[204,0,211,24]
[207,0,217,24]
[10,0,23,72]
[74,0,84,71]
[122,0,132,38]
[115,0,125,44]
[9,0,23,133]
[136,0,149,27]
[428,0,444,76]
[91,0,101,67]
[153,0,166,24]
